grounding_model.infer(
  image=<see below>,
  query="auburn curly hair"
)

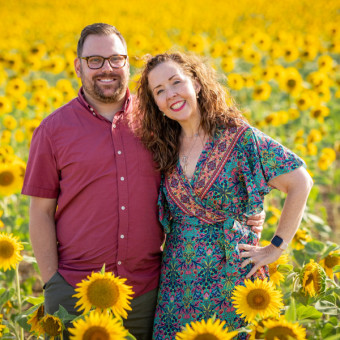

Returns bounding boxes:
[135,52,245,174]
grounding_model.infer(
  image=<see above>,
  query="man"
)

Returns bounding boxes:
[22,23,264,340]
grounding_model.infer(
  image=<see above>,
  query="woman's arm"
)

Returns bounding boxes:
[239,166,313,278]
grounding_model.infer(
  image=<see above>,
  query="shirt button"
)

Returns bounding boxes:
[120,234,125,239]
[121,206,126,210]
[117,150,122,155]
[118,261,122,265]
[120,177,124,181]
[113,124,116,128]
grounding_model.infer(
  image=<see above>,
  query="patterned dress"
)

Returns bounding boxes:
[153,124,305,340]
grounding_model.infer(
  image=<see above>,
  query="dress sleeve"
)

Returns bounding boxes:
[21,123,60,198]
[241,126,306,197]
[158,175,172,234]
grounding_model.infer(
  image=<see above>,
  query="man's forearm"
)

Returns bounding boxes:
[29,198,58,283]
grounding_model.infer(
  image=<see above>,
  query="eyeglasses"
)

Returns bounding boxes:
[80,54,128,69]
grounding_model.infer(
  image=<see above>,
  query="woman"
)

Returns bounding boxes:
[135,52,313,339]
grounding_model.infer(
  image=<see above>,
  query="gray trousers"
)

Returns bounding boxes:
[44,272,157,340]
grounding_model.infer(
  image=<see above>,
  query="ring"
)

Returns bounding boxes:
[249,257,253,264]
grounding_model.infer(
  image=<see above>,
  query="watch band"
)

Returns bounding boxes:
[271,235,288,250]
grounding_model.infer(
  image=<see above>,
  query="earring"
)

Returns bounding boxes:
[196,93,199,99]
[162,112,165,116]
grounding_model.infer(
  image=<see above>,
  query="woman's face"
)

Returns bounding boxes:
[147,61,201,125]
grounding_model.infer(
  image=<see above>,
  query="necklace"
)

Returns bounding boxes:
[181,133,199,174]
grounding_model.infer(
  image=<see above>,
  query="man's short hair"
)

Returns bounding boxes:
[77,23,127,57]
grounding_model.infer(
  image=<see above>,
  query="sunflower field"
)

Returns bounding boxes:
[0,0,339,339]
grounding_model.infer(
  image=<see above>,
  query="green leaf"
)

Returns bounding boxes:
[315,300,338,315]
[54,305,77,322]
[333,265,340,274]
[100,263,106,274]
[285,298,296,322]
[304,240,326,255]
[15,314,31,332]
[292,249,305,267]
[25,295,44,305]
[126,334,137,340]
[277,264,294,273]
[296,305,323,320]
[323,334,340,340]
[322,322,338,338]
[0,288,15,308]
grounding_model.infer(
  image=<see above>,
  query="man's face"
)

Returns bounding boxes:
[74,34,129,104]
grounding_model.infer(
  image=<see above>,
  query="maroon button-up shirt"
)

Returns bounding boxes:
[22,88,163,297]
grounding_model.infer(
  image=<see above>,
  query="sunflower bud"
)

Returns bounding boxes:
[300,259,326,297]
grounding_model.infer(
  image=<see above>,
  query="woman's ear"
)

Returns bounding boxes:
[194,78,202,95]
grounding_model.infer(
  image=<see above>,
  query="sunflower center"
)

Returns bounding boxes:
[41,317,61,336]
[87,278,119,309]
[305,273,314,286]
[83,326,110,340]
[0,171,14,186]
[246,288,270,310]
[194,334,219,340]
[287,79,296,88]
[265,326,295,339]
[0,240,15,259]
[325,255,339,268]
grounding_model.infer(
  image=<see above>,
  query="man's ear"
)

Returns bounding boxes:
[74,58,81,78]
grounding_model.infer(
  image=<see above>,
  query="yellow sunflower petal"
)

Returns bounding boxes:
[175,318,238,340]
[69,310,129,340]
[0,232,23,271]
[73,271,134,319]
[232,278,283,322]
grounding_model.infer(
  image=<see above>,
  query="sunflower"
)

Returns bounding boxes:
[232,278,283,322]
[27,304,45,335]
[0,314,5,337]
[2,115,17,130]
[39,315,63,339]
[0,162,23,196]
[0,232,23,271]
[253,83,271,101]
[227,73,244,90]
[279,67,303,97]
[300,259,326,297]
[69,310,129,340]
[0,96,13,115]
[175,318,238,340]
[249,316,278,340]
[268,254,290,286]
[262,316,307,340]
[319,251,340,279]
[73,271,134,319]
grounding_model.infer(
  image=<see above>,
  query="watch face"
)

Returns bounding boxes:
[271,235,283,247]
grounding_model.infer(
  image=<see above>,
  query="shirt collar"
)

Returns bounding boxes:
[77,87,133,118]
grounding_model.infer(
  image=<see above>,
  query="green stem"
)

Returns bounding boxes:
[15,264,24,340]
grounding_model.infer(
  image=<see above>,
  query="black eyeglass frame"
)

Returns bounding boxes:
[80,54,128,69]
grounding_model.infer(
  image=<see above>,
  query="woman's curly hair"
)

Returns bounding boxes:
[135,52,245,174]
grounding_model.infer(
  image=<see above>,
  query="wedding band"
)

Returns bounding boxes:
[249,258,253,264]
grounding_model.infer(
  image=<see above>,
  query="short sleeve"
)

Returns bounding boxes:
[158,175,172,234]
[21,124,60,198]
[241,126,306,197]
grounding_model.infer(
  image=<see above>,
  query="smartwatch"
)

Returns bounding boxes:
[271,235,288,250]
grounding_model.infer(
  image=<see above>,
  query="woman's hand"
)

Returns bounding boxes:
[245,210,265,238]
[238,243,283,278]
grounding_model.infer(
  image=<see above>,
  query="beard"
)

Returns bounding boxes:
[81,68,129,104]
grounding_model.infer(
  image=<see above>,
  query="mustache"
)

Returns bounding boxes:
[93,73,121,79]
